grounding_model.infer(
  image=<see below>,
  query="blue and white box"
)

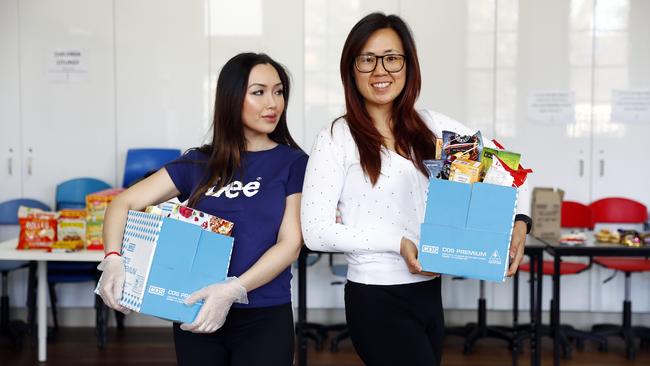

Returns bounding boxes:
[99,210,234,323]
[419,179,517,282]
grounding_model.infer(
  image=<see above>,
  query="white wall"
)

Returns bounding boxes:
[1,0,649,315]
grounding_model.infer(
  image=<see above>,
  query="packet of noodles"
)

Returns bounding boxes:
[441,130,483,162]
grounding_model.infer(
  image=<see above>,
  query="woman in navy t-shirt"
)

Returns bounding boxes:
[97,53,307,366]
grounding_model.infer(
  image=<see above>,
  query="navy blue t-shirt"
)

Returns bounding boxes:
[164,144,308,308]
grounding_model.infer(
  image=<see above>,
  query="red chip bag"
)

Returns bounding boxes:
[18,212,58,250]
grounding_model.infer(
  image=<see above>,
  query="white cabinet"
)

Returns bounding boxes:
[113,0,211,181]
[0,0,22,203]
[590,0,650,204]
[10,0,117,209]
[494,0,593,204]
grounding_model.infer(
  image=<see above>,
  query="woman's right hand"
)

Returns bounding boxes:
[400,237,439,277]
[97,255,131,314]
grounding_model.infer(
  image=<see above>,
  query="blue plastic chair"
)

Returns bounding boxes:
[0,198,51,349]
[50,178,112,337]
[122,148,181,188]
[55,178,111,210]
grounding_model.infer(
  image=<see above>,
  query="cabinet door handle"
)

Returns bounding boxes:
[579,159,584,177]
[27,157,32,175]
[599,159,604,177]
[7,157,12,175]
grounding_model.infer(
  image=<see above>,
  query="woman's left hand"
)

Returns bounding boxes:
[506,221,528,276]
[180,277,248,333]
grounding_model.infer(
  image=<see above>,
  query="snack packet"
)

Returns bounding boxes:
[54,209,87,250]
[481,147,521,171]
[169,204,234,236]
[448,158,482,184]
[483,165,515,187]
[18,207,58,250]
[423,160,446,180]
[441,130,483,162]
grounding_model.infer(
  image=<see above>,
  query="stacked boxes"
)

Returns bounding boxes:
[85,188,125,250]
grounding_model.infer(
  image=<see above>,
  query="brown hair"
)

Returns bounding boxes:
[185,53,301,207]
[339,12,436,185]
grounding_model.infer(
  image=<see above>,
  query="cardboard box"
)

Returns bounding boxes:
[530,187,564,240]
[100,210,234,323]
[419,179,518,282]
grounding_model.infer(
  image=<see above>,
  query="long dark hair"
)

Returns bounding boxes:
[339,12,436,185]
[187,52,300,207]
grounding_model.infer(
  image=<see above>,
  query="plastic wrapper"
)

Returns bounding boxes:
[54,209,87,250]
[441,130,483,162]
[18,207,58,250]
[423,159,446,180]
[481,147,521,171]
[168,204,234,236]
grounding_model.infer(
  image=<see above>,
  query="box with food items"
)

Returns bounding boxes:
[418,130,532,282]
[96,203,234,323]
[86,188,125,250]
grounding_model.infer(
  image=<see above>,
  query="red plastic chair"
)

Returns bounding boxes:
[519,201,603,358]
[561,201,594,229]
[590,197,650,359]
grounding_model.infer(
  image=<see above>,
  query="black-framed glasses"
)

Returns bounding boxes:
[354,54,406,73]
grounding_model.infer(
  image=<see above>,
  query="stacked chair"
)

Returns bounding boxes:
[122,148,181,188]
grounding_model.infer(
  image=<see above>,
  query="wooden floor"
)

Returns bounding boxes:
[1,327,649,366]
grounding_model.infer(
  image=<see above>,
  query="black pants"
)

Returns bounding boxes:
[345,277,444,366]
[173,303,294,366]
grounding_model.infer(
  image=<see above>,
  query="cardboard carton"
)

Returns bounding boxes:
[419,179,518,282]
[97,210,234,323]
[530,187,564,240]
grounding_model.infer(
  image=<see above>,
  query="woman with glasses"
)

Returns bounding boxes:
[301,13,531,366]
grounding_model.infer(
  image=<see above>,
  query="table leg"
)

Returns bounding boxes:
[553,256,561,366]
[297,248,307,366]
[535,254,542,366]
[37,260,46,362]
[529,255,536,366]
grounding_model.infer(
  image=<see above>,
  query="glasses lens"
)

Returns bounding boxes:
[356,55,377,72]
[383,54,405,72]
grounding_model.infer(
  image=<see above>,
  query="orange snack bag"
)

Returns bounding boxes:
[18,212,58,250]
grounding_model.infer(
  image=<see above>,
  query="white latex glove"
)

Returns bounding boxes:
[96,255,131,314]
[180,277,248,333]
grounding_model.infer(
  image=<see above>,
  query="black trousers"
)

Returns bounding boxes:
[345,277,444,366]
[173,303,294,366]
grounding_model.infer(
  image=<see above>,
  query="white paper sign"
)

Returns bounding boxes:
[611,89,650,123]
[48,48,88,82]
[527,91,575,124]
